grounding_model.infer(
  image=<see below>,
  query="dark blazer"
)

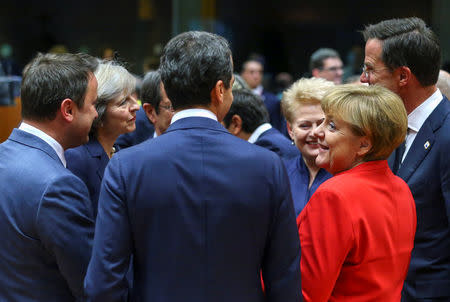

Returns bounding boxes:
[284,155,332,216]
[85,116,301,302]
[114,107,155,150]
[261,91,288,137]
[0,129,94,301]
[388,97,450,301]
[255,127,299,159]
[65,139,109,218]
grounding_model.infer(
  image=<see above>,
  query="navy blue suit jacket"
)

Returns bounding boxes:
[66,139,109,218]
[85,116,301,302]
[388,97,450,300]
[114,107,154,150]
[0,129,94,301]
[283,155,332,216]
[255,127,299,159]
[262,91,288,137]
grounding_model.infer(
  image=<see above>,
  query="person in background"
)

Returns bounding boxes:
[281,77,334,216]
[85,31,301,302]
[360,17,450,301]
[114,70,174,150]
[0,52,98,301]
[223,89,299,159]
[310,48,343,85]
[241,59,287,136]
[66,59,139,217]
[298,84,416,301]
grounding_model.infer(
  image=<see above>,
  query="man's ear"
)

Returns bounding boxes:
[143,103,157,124]
[60,98,75,122]
[228,114,243,136]
[398,66,412,87]
[357,136,372,157]
[311,68,320,78]
[211,80,225,106]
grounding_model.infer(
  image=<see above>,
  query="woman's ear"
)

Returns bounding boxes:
[286,122,295,141]
[357,136,372,157]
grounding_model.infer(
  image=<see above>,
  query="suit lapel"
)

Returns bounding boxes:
[397,98,449,182]
[398,122,434,182]
[85,140,109,180]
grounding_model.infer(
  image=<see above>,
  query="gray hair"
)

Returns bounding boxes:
[90,60,136,137]
[309,48,340,71]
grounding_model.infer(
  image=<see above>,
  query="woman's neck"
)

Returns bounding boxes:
[97,129,117,159]
[302,156,320,189]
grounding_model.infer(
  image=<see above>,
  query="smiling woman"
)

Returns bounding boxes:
[65,59,139,218]
[298,84,416,302]
[281,77,334,216]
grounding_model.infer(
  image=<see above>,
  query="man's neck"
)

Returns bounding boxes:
[401,85,437,114]
[22,119,65,148]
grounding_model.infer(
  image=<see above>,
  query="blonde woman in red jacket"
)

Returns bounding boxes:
[298,84,417,301]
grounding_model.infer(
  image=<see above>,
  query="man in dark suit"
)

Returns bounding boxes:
[223,89,299,159]
[115,71,174,150]
[85,31,301,302]
[361,17,450,301]
[0,53,98,301]
[241,59,288,136]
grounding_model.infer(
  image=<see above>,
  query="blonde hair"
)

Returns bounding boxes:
[322,84,408,161]
[281,77,334,123]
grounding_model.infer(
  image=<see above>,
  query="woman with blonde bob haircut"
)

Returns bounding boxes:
[281,77,334,216]
[298,84,417,302]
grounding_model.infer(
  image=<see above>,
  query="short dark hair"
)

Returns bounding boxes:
[362,17,441,86]
[223,89,269,133]
[141,70,162,113]
[159,31,233,109]
[309,48,340,71]
[21,52,98,121]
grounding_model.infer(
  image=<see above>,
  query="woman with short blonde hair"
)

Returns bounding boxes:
[298,84,416,301]
[281,77,334,216]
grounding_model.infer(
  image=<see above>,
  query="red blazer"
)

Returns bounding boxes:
[297,160,416,302]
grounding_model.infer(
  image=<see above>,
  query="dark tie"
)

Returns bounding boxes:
[392,141,406,175]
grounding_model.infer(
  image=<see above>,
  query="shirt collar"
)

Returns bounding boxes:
[171,108,218,124]
[248,123,272,143]
[19,122,67,167]
[252,85,264,96]
[407,88,443,132]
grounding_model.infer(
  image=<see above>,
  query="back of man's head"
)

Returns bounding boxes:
[309,48,340,71]
[362,17,441,87]
[141,70,162,112]
[223,89,269,134]
[159,31,233,110]
[21,52,98,121]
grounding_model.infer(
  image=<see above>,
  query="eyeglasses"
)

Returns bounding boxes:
[321,66,343,72]
[361,65,390,79]
[159,104,174,112]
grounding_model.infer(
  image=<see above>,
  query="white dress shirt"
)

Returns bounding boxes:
[402,89,443,162]
[19,122,67,167]
[171,108,218,124]
[248,123,272,144]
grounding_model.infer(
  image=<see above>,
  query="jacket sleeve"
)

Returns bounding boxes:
[297,189,354,302]
[84,154,132,302]
[36,174,95,301]
[262,155,302,302]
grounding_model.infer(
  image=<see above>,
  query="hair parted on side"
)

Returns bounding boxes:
[321,84,408,161]
[140,70,163,111]
[159,31,233,109]
[281,77,335,123]
[90,59,136,137]
[362,17,441,86]
[21,52,98,121]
